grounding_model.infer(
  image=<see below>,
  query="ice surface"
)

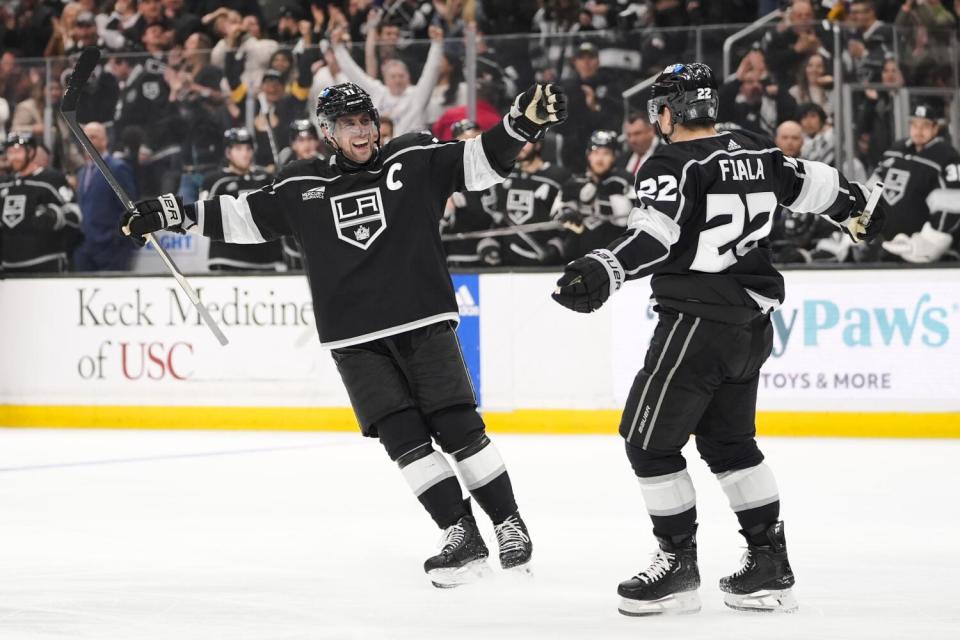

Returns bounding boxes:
[1,428,958,640]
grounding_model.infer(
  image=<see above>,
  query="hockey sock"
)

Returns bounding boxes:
[451,434,517,525]
[637,469,698,538]
[396,443,469,528]
[378,409,468,528]
[625,441,697,538]
[716,463,781,545]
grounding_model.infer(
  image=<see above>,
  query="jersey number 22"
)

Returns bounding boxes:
[690,191,777,272]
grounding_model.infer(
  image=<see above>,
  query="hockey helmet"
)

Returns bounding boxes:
[451,118,480,139]
[910,99,945,124]
[224,127,254,148]
[647,63,719,129]
[289,119,319,139]
[4,131,38,150]
[587,129,619,154]
[316,82,380,131]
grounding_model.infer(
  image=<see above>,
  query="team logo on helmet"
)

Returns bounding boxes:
[330,187,387,249]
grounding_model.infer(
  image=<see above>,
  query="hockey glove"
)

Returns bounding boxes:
[33,204,64,232]
[881,222,953,263]
[552,249,625,313]
[557,207,585,234]
[121,193,188,246]
[477,239,502,266]
[842,182,886,243]
[509,84,568,142]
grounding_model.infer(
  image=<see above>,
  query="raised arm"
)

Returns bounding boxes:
[120,181,293,246]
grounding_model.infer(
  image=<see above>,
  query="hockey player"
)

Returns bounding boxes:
[121,81,567,585]
[1,132,82,273]
[440,119,501,267]
[552,63,886,615]
[558,129,637,257]
[489,138,569,266]
[874,100,960,263]
[279,119,327,270]
[202,128,283,271]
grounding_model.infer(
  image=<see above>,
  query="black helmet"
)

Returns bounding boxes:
[451,118,479,139]
[289,118,318,139]
[224,127,254,148]
[647,62,719,137]
[910,98,945,124]
[587,129,619,153]
[4,131,38,150]
[316,82,380,131]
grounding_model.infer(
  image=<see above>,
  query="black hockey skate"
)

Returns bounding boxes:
[424,514,490,588]
[494,512,532,573]
[720,521,798,613]
[617,529,701,616]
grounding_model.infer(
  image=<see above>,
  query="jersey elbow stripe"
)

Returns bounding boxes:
[463,136,503,191]
[927,188,960,214]
[788,159,840,215]
[218,193,266,244]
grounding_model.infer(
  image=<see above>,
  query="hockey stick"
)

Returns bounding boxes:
[859,181,885,230]
[441,220,565,241]
[61,46,229,346]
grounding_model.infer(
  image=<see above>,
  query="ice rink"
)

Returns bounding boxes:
[1,428,957,640]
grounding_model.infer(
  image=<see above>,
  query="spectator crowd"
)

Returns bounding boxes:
[0,0,958,274]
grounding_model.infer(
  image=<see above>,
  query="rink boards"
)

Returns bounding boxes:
[2,268,959,437]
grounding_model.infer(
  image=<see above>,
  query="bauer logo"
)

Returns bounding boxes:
[771,294,953,357]
[330,187,386,249]
[453,274,481,405]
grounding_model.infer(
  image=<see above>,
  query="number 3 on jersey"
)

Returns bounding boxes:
[690,191,776,272]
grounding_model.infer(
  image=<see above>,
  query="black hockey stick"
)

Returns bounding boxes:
[60,46,229,346]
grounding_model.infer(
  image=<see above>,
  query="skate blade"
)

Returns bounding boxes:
[618,590,701,617]
[428,558,491,589]
[723,588,798,613]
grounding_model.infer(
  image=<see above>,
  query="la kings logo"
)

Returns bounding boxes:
[882,167,910,205]
[2,194,26,228]
[330,187,386,249]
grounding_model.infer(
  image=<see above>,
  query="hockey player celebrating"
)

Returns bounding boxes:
[1,132,82,273]
[552,63,886,615]
[440,119,501,267]
[490,138,569,266]
[558,129,637,256]
[874,99,960,263]
[121,81,567,586]
[201,128,284,271]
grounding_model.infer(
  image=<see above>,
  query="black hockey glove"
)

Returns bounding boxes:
[33,204,63,232]
[478,239,502,266]
[552,249,625,313]
[842,181,886,243]
[509,84,568,142]
[121,193,188,246]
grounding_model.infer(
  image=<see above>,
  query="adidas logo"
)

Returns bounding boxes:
[727,139,742,151]
[456,284,479,317]
[302,186,326,201]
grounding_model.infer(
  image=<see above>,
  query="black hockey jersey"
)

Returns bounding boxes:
[200,167,283,271]
[493,162,569,265]
[0,168,82,271]
[870,136,960,239]
[441,188,498,266]
[115,58,179,152]
[188,129,516,347]
[560,169,637,258]
[602,129,857,323]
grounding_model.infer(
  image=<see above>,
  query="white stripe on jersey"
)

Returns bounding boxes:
[463,135,503,191]
[787,159,840,215]
[218,192,267,244]
[927,188,960,213]
[625,206,681,250]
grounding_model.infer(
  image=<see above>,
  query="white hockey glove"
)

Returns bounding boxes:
[881,222,953,263]
[509,84,568,142]
[121,193,188,246]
